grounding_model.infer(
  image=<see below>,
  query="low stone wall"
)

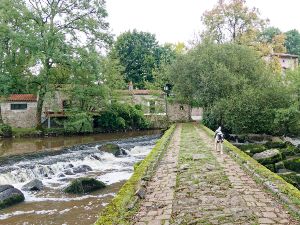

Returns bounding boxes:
[95,124,176,225]
[201,124,300,217]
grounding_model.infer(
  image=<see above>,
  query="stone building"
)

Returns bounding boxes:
[1,94,37,128]
[265,53,299,73]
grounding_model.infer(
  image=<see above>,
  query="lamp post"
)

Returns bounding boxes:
[163,85,169,117]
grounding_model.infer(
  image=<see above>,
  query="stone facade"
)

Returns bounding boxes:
[167,103,191,122]
[1,102,37,128]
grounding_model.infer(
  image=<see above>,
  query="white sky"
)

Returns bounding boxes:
[106,0,300,44]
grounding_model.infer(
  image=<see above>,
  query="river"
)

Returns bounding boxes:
[0,130,161,225]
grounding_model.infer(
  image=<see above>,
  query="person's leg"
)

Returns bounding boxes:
[220,142,223,154]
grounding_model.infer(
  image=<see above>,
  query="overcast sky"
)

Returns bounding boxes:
[106,0,300,44]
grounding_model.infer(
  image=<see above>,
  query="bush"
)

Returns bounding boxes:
[0,124,12,137]
[64,112,93,134]
[94,103,149,132]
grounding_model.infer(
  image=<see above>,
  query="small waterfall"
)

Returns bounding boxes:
[0,139,156,189]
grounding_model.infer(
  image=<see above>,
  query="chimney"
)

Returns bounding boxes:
[128,81,133,91]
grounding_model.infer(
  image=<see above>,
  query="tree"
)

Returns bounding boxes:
[9,0,113,129]
[111,30,174,88]
[168,43,271,107]
[201,0,266,44]
[285,29,300,59]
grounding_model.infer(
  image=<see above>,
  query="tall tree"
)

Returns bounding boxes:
[111,30,174,88]
[285,29,300,59]
[18,0,112,128]
[201,0,266,44]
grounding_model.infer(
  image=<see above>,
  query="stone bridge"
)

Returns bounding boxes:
[132,123,300,225]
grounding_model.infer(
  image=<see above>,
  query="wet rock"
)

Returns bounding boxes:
[0,185,25,209]
[282,158,300,173]
[73,165,93,174]
[64,169,75,175]
[91,155,101,160]
[98,143,127,157]
[275,161,285,172]
[64,177,106,194]
[253,149,282,165]
[22,179,44,191]
[58,173,65,178]
[264,141,287,149]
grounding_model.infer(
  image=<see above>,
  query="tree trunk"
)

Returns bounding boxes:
[36,87,46,130]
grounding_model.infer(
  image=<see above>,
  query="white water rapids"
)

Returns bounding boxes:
[0,136,158,224]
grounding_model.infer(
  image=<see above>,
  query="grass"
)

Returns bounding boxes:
[95,124,176,225]
[12,127,41,138]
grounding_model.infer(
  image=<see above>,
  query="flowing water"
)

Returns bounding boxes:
[0,131,161,225]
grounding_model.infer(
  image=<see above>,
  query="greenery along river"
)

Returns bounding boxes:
[234,138,300,190]
[0,130,161,225]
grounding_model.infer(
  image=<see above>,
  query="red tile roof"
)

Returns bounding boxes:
[8,94,37,102]
[117,90,163,95]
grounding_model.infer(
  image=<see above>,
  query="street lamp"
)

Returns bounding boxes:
[163,85,169,117]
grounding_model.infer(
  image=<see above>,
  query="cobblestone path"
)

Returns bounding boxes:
[133,123,299,225]
[134,124,182,225]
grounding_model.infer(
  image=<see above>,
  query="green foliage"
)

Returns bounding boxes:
[201,0,266,44]
[283,159,300,173]
[64,112,93,134]
[273,106,300,135]
[169,43,270,107]
[95,125,176,225]
[285,29,300,60]
[111,30,176,88]
[0,123,12,137]
[95,103,149,131]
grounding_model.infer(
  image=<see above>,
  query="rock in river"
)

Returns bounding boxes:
[64,177,106,194]
[73,165,93,174]
[98,143,127,157]
[0,185,25,209]
[253,149,282,165]
[22,179,44,191]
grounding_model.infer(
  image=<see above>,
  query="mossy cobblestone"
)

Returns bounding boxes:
[132,123,299,225]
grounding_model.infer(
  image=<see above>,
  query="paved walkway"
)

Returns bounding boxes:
[133,123,299,225]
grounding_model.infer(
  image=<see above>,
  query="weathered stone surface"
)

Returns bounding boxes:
[64,177,106,194]
[73,165,93,173]
[98,143,127,157]
[22,179,44,191]
[0,185,25,209]
[253,149,282,165]
[136,187,146,199]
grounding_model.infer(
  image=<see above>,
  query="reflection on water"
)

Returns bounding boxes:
[0,130,161,157]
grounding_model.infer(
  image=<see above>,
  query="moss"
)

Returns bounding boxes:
[264,164,276,172]
[283,159,300,173]
[279,173,300,190]
[200,124,300,216]
[64,178,106,194]
[264,141,287,149]
[0,191,25,209]
[279,145,300,158]
[95,124,176,225]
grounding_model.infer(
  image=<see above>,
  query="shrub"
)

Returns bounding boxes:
[94,103,149,132]
[0,124,12,137]
[64,112,93,134]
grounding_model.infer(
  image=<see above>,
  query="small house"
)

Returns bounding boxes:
[1,94,37,128]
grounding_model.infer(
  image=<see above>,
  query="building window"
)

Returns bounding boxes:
[11,103,27,110]
[180,105,184,110]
